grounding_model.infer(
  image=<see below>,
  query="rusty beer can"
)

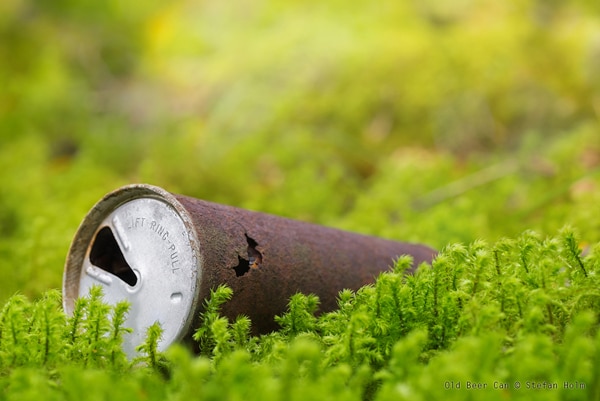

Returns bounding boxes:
[63,184,435,356]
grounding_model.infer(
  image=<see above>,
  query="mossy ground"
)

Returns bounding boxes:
[1,0,600,400]
[2,231,600,400]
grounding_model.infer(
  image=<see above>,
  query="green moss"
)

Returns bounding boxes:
[1,230,599,400]
[1,0,600,398]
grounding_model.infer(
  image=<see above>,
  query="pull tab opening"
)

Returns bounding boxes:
[90,226,138,287]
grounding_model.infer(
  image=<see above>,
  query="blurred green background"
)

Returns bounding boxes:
[1,0,599,303]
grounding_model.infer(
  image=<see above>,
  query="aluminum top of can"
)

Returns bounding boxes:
[63,184,202,357]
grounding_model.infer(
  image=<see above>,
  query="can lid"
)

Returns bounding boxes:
[63,184,201,357]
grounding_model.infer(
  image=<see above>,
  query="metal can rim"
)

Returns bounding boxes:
[62,183,203,354]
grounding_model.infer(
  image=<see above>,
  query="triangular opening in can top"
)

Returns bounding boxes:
[90,226,138,287]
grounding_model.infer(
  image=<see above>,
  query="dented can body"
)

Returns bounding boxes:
[63,184,436,356]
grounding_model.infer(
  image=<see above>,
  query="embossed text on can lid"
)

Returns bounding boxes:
[63,184,202,357]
